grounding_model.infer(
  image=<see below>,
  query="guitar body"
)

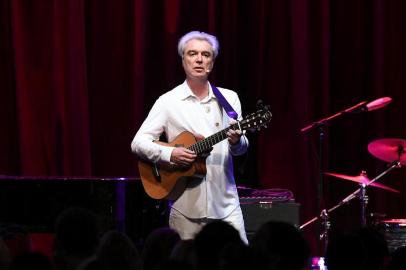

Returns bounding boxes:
[138,131,207,200]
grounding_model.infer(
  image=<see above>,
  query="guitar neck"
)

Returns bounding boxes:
[185,104,272,155]
[188,123,239,155]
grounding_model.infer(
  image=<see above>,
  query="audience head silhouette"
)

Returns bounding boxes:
[354,226,388,270]
[325,231,367,270]
[97,230,142,270]
[170,239,196,268]
[142,227,180,270]
[387,246,406,270]
[250,221,310,270]
[53,207,100,270]
[194,220,244,270]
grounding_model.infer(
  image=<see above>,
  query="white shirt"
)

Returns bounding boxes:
[131,81,248,219]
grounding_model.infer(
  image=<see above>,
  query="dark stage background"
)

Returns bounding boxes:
[1,0,406,254]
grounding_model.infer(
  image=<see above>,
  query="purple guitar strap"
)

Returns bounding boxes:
[210,83,238,120]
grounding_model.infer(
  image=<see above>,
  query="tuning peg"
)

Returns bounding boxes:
[256,99,264,108]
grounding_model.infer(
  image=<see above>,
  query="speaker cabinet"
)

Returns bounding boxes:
[240,199,300,240]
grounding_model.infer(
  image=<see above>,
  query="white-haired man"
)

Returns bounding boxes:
[132,31,248,243]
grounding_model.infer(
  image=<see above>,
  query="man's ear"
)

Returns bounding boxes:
[209,59,214,70]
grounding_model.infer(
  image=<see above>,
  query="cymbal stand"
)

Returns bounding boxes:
[300,160,401,250]
[360,183,368,226]
[320,209,330,252]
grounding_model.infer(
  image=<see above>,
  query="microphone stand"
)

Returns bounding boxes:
[300,161,401,249]
[300,101,367,133]
[301,101,367,254]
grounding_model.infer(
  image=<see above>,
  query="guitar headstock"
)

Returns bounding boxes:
[240,101,272,132]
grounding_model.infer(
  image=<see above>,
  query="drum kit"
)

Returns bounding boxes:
[301,137,406,253]
[326,138,406,252]
[300,97,406,253]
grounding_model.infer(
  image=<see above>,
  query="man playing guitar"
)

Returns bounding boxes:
[131,31,249,243]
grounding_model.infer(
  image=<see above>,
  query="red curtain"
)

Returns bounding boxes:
[2,0,406,251]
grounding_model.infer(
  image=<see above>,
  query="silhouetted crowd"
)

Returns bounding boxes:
[0,207,405,270]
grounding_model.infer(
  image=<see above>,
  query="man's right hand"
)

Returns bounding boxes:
[170,147,197,167]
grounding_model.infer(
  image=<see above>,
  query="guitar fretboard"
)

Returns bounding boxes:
[187,123,238,155]
[185,105,271,155]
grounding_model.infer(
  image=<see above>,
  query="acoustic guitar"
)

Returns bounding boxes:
[138,102,272,199]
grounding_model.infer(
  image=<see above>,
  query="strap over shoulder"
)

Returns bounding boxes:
[210,83,238,120]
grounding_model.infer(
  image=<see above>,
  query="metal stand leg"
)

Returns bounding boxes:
[320,209,330,253]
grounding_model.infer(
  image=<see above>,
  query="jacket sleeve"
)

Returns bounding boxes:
[131,97,174,163]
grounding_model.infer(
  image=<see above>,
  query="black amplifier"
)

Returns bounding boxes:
[240,197,300,240]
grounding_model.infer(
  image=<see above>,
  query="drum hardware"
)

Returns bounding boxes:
[300,97,392,254]
[320,209,330,251]
[323,170,400,227]
[377,219,406,253]
[300,136,404,254]
[369,212,387,226]
[300,161,400,232]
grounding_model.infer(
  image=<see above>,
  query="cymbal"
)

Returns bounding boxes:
[324,172,400,193]
[368,138,406,165]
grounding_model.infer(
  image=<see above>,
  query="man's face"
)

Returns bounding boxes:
[182,39,214,80]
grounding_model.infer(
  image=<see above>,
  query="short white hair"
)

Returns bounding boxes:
[177,31,219,59]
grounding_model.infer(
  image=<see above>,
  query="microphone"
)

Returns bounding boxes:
[365,97,392,112]
[206,69,211,73]
[346,97,392,113]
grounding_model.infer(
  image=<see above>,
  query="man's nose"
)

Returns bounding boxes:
[196,53,203,62]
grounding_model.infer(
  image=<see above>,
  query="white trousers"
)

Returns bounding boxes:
[169,205,248,244]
